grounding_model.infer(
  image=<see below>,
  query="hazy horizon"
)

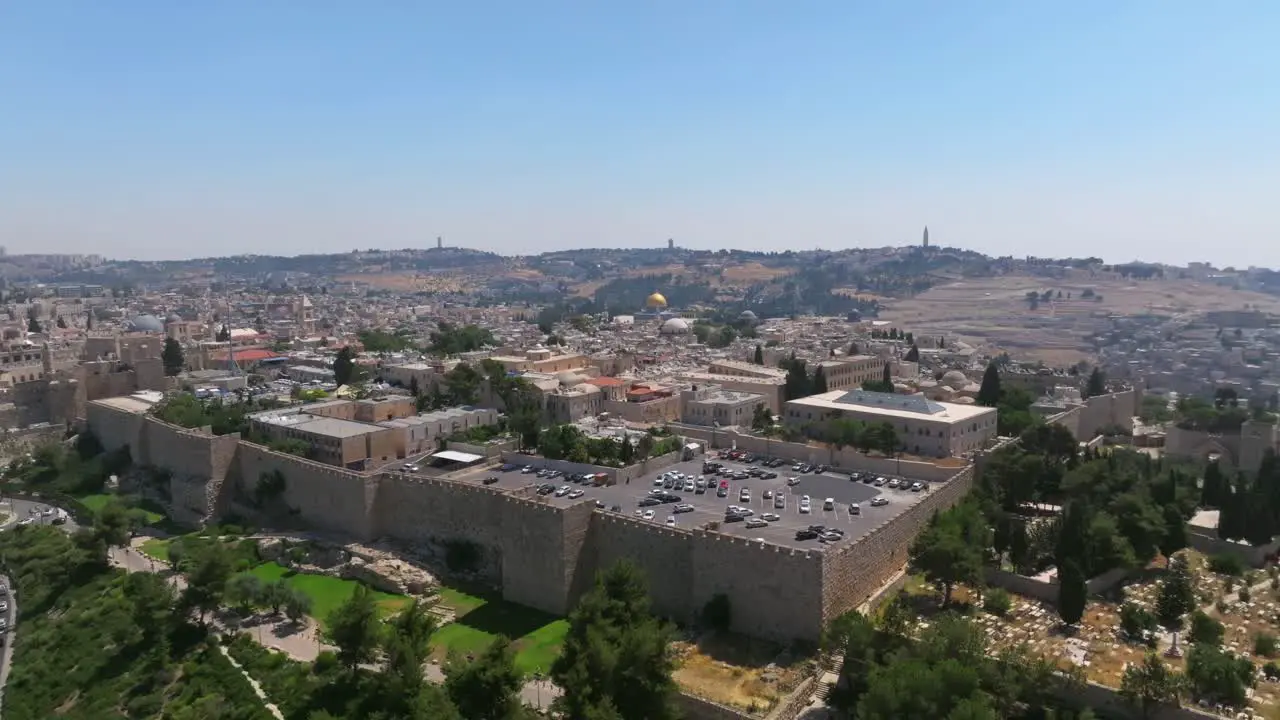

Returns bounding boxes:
[3,2,1277,267]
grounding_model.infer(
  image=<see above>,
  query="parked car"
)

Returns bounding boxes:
[642,510,656,520]
[666,515,676,526]
[823,497,835,511]
[500,463,518,472]
[745,518,768,529]
[774,494,786,509]
[483,476,500,485]
[794,529,819,540]
[911,482,924,492]
[567,489,584,499]
[554,485,570,497]
[674,503,695,514]
[849,502,861,515]
[723,513,745,523]
[871,496,889,507]
[799,496,812,513]
[762,512,781,522]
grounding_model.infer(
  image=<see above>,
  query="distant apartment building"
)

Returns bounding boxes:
[250,408,400,469]
[784,389,997,458]
[707,359,788,382]
[379,406,500,456]
[817,355,887,391]
[676,371,785,414]
[680,385,767,428]
[490,347,589,374]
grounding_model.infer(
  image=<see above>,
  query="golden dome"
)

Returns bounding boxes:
[646,292,668,308]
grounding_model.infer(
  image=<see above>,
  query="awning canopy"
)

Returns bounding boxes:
[429,450,484,464]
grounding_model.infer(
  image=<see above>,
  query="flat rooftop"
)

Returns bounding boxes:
[92,395,158,414]
[788,390,995,423]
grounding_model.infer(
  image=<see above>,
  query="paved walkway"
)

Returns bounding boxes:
[112,537,562,711]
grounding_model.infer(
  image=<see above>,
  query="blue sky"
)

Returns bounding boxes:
[2,1,1277,265]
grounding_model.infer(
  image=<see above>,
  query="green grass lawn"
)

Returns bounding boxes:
[74,493,165,524]
[431,586,569,674]
[246,562,412,630]
[139,538,172,562]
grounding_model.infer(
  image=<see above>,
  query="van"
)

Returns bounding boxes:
[849,502,861,515]
[823,497,835,511]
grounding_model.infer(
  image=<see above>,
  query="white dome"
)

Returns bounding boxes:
[660,318,690,334]
[557,371,585,387]
[941,370,970,388]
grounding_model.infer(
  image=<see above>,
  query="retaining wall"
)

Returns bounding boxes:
[820,465,975,631]
[984,566,1129,604]
[234,443,377,540]
[1187,525,1280,567]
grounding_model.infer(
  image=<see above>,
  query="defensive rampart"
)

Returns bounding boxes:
[86,400,977,643]
[819,464,975,631]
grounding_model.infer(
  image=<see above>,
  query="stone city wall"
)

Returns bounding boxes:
[234,442,378,540]
[585,513,826,643]
[819,465,975,632]
[669,423,965,484]
[1075,388,1138,438]
[984,566,1129,604]
[1187,524,1280,567]
[447,437,519,458]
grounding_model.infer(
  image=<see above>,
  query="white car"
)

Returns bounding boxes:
[739,489,751,503]
[871,496,890,507]
[673,503,695,514]
[666,515,676,526]
[774,494,786,509]
[643,510,656,520]
[0,600,8,612]
[911,482,925,492]
[799,496,812,514]
[762,489,774,499]
[762,512,781,522]
[653,477,664,487]
[787,477,801,486]
[567,489,584,499]
[554,485,570,497]
[888,479,901,489]
[745,518,768,529]
[823,497,835,511]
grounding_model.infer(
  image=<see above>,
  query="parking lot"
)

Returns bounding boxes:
[515,455,934,550]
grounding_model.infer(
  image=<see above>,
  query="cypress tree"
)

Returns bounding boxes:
[977,363,1002,407]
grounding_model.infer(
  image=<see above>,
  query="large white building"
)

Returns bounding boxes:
[784,389,997,458]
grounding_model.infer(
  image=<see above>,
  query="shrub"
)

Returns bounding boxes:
[983,588,1012,617]
[313,650,339,675]
[1240,586,1252,603]
[1189,611,1224,646]
[1208,553,1245,577]
[1120,603,1157,642]
[1256,632,1278,658]
[1265,661,1280,680]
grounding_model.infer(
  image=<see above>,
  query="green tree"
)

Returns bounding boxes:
[162,337,185,376]
[1086,368,1106,398]
[1189,611,1224,646]
[753,344,764,364]
[26,312,41,333]
[445,638,528,720]
[227,573,264,615]
[812,365,828,394]
[329,585,381,670]
[1156,555,1196,644]
[977,363,1001,407]
[284,587,312,623]
[908,503,985,605]
[1159,504,1188,564]
[1185,644,1254,707]
[1057,560,1087,627]
[93,499,136,550]
[552,561,679,720]
[56,315,67,329]
[182,541,232,626]
[1121,653,1184,718]
[904,344,920,362]
[333,346,356,386]
[1201,461,1226,508]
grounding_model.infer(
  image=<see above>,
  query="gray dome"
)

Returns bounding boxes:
[165,312,183,323]
[660,318,690,334]
[126,315,165,333]
[738,310,758,323]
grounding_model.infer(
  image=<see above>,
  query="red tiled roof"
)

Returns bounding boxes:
[212,348,281,362]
